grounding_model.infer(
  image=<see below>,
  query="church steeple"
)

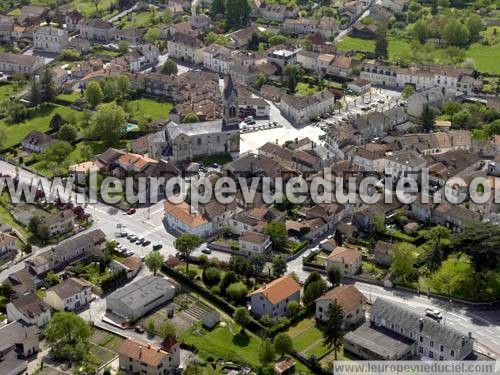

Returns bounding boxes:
[223,74,239,125]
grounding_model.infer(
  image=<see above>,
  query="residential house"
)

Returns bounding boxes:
[114,27,144,45]
[226,25,257,49]
[326,246,362,276]
[348,78,371,94]
[258,141,322,172]
[249,275,301,318]
[79,18,115,42]
[282,18,319,36]
[345,298,474,360]
[198,199,237,233]
[21,131,56,153]
[267,49,297,68]
[106,276,179,321]
[65,9,84,32]
[110,256,142,280]
[384,151,427,179]
[164,200,213,237]
[370,5,394,21]
[315,285,366,328]
[0,52,44,76]
[239,231,272,255]
[52,66,68,93]
[6,293,51,328]
[33,26,68,53]
[407,87,457,117]
[117,338,180,375]
[344,143,389,173]
[202,44,233,74]
[280,90,335,125]
[190,14,210,32]
[432,203,481,232]
[239,97,270,118]
[0,232,17,257]
[167,32,205,64]
[350,23,378,39]
[360,62,480,95]
[373,240,394,266]
[40,209,75,238]
[0,17,14,43]
[382,0,408,13]
[26,229,105,275]
[0,320,40,375]
[340,0,364,21]
[7,267,42,297]
[43,277,92,311]
[257,3,298,22]
[229,207,285,235]
[16,5,49,26]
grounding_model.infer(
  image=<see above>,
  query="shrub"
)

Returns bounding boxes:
[226,281,248,303]
[210,285,221,295]
[203,267,221,286]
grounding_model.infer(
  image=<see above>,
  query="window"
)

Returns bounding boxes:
[450,350,454,357]
[439,356,444,360]
[429,351,434,359]
[419,336,423,343]
[430,341,434,348]
[419,347,423,354]
[440,345,444,352]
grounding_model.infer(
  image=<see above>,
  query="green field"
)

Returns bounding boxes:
[56,91,82,103]
[71,0,114,17]
[296,82,319,97]
[127,98,174,122]
[466,45,500,74]
[117,11,155,28]
[0,104,80,150]
[0,83,24,101]
[287,318,331,358]
[336,36,412,62]
[180,323,262,367]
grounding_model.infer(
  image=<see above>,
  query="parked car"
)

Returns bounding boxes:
[134,325,144,333]
[153,244,163,251]
[127,233,135,240]
[201,248,211,254]
[125,250,134,257]
[127,208,136,215]
[136,237,145,245]
[142,240,151,246]
[425,308,443,321]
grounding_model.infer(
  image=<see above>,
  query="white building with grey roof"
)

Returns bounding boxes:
[106,276,179,321]
[345,298,474,360]
[33,26,68,53]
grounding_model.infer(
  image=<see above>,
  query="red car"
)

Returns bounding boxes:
[127,208,136,215]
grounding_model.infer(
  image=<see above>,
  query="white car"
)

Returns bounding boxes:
[425,308,443,321]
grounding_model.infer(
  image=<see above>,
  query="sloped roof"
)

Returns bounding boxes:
[315,285,366,312]
[250,275,301,304]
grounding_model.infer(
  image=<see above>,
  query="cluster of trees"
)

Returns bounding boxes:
[30,69,55,106]
[146,318,176,338]
[84,75,131,108]
[210,0,251,29]
[161,58,178,75]
[0,98,28,124]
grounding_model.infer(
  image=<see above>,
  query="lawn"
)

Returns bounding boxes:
[296,82,319,97]
[71,0,114,17]
[336,36,412,62]
[56,91,82,103]
[81,263,114,286]
[117,11,155,28]
[287,317,331,358]
[0,82,24,101]
[192,153,233,166]
[180,322,262,367]
[0,104,80,150]
[128,98,174,122]
[465,43,500,75]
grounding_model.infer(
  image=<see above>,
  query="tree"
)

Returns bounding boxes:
[44,312,92,363]
[85,81,103,108]
[373,214,385,233]
[0,99,27,124]
[100,79,118,102]
[161,59,178,75]
[431,0,438,15]
[226,281,248,303]
[219,270,237,294]
[304,271,322,290]
[303,279,327,305]
[375,27,388,61]
[322,302,344,361]
[466,14,483,40]
[419,104,436,133]
[248,253,266,278]
[326,265,342,287]
[272,255,287,278]
[229,256,250,279]
[202,266,221,286]
[210,0,225,17]
[286,300,300,319]
[42,141,73,164]
[50,113,64,131]
[265,221,287,250]
[157,320,176,338]
[401,84,415,100]
[273,333,293,358]
[283,64,298,93]
[258,339,274,367]
[225,0,251,29]
[40,68,54,102]
[182,113,200,123]
[30,77,41,105]
[29,216,41,235]
[233,307,251,333]
[205,31,227,46]
[93,103,126,147]
[46,271,60,286]
[422,226,451,272]
[391,242,415,283]
[255,73,266,88]
[58,124,77,143]
[146,318,156,334]
[443,19,470,47]
[37,223,50,240]
[144,251,164,275]
[116,75,131,100]
[248,32,260,51]
[413,20,431,44]
[162,8,173,23]
[174,233,203,271]
[118,40,129,53]
[144,28,160,44]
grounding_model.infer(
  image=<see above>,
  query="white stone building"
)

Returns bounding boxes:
[33,26,68,53]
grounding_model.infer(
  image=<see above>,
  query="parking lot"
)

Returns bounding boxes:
[240,88,402,153]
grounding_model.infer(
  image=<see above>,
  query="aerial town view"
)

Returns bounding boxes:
[0,0,498,373]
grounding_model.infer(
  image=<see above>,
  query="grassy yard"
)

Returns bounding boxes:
[296,82,319,97]
[466,43,500,74]
[0,83,24,101]
[180,322,262,367]
[71,0,114,17]
[127,98,174,122]
[81,263,114,286]
[336,36,412,62]
[287,317,331,358]
[117,11,155,28]
[56,91,82,103]
[0,104,80,150]
[193,153,233,166]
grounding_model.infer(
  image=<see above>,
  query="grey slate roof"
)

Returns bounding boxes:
[107,276,177,311]
[371,298,472,350]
